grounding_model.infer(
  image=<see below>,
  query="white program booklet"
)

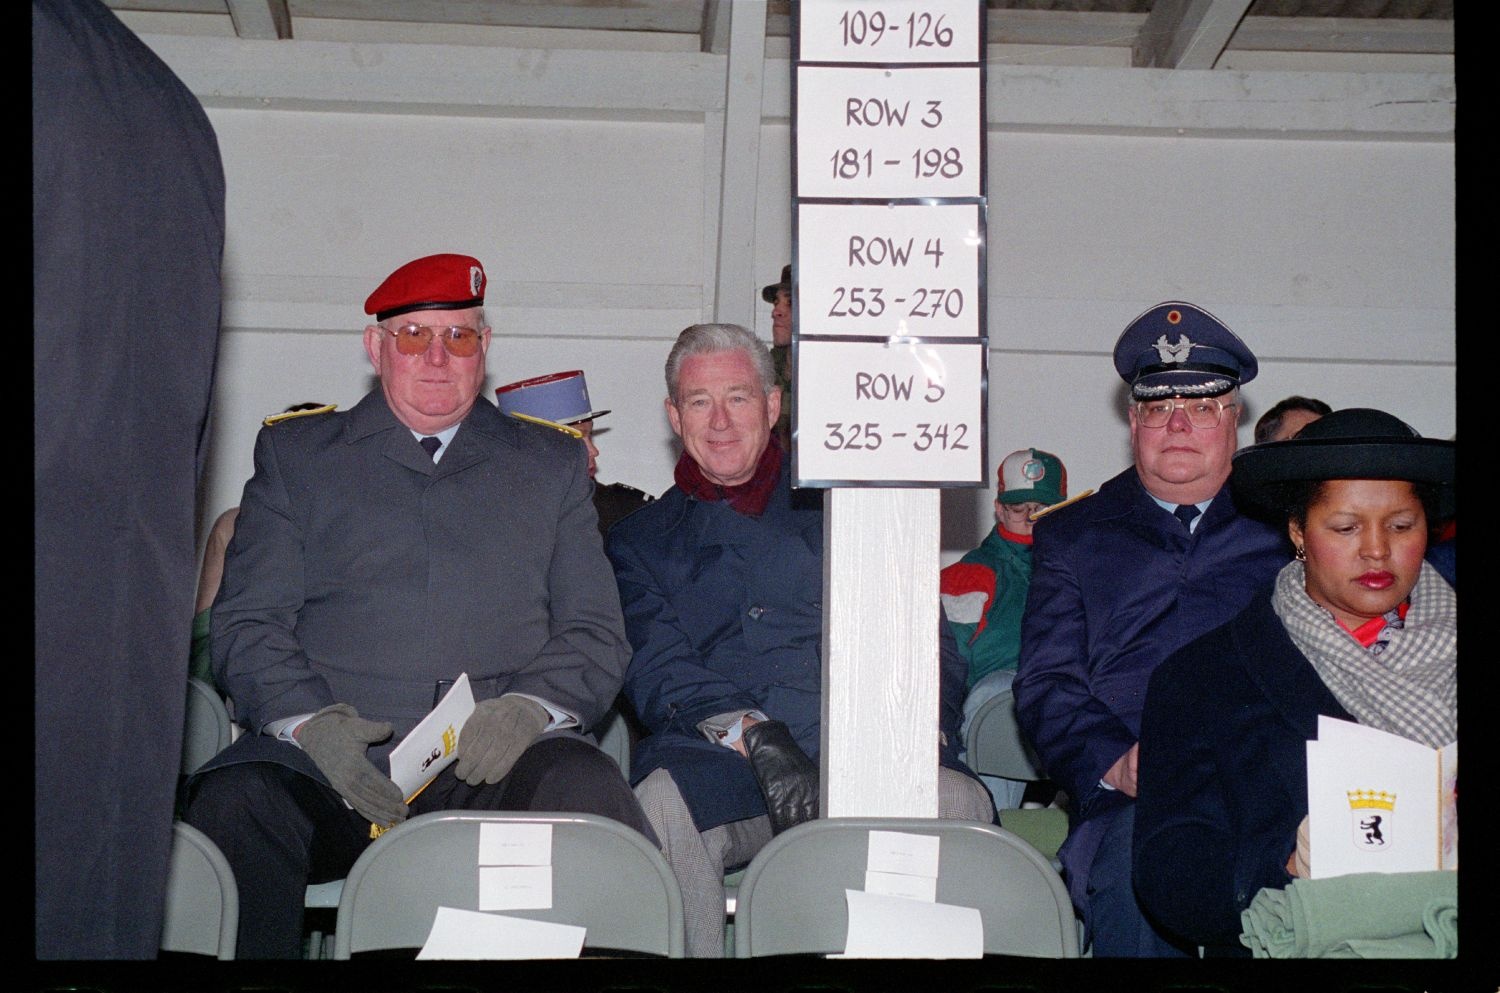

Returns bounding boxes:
[387,672,476,802]
[1305,714,1457,879]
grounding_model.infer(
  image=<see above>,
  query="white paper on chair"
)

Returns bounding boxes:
[836,889,982,958]
[1305,715,1457,879]
[387,672,476,801]
[478,865,553,911]
[864,869,937,902]
[866,830,941,878]
[417,906,584,960]
[479,822,553,866]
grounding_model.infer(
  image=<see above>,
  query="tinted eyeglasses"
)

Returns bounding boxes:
[383,324,485,358]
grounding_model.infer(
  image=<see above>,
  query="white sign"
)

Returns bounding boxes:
[838,889,983,959]
[795,340,984,485]
[797,66,981,200]
[799,202,981,337]
[799,0,982,64]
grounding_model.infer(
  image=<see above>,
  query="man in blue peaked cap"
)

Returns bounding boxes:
[1013,301,1288,956]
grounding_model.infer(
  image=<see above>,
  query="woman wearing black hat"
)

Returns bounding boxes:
[1130,408,1456,955]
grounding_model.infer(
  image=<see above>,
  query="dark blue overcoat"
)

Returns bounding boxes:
[1014,466,1288,906]
[1133,592,1354,953]
[608,461,970,832]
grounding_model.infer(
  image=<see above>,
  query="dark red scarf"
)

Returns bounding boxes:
[674,436,783,517]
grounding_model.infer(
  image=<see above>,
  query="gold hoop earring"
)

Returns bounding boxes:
[1294,545,1306,561]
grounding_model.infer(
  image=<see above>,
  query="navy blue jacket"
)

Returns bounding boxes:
[1014,467,1288,896]
[608,460,970,832]
[1133,592,1353,953]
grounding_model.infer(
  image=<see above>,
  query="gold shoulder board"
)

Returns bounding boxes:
[263,404,337,427]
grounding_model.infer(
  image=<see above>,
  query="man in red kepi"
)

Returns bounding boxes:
[182,253,653,958]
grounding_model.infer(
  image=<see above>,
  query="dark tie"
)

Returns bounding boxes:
[1173,503,1201,532]
[419,436,441,461]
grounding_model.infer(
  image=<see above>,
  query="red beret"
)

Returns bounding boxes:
[364,254,486,321]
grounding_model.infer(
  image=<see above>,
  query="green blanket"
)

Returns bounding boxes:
[1240,871,1457,959]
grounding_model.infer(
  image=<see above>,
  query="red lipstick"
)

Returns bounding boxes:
[1357,571,1395,590]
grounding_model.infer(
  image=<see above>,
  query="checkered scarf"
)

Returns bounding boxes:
[1272,560,1456,748]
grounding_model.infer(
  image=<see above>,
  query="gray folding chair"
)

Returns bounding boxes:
[181,677,233,776]
[964,687,1067,863]
[161,821,238,959]
[734,817,1078,958]
[332,811,683,958]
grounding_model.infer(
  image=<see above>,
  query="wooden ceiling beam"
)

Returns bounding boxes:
[227,0,290,40]
[1133,0,1253,67]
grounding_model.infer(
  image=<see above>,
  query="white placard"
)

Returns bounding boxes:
[478,822,553,867]
[837,889,983,959]
[866,829,941,878]
[795,340,984,484]
[797,66,981,200]
[864,869,938,903]
[417,906,584,960]
[799,0,982,64]
[478,865,553,911]
[799,202,981,337]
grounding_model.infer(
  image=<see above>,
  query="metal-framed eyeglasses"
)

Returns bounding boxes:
[382,324,485,358]
[1133,396,1237,430]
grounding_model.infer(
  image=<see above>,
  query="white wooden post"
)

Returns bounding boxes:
[822,487,941,816]
[795,1,987,820]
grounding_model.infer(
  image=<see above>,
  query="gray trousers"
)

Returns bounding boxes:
[637,767,995,957]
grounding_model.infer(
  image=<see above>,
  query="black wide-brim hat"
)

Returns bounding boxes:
[1232,407,1455,519]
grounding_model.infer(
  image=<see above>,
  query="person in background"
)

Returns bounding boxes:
[1014,301,1287,957]
[762,264,793,451]
[1254,395,1331,444]
[941,447,1069,811]
[35,0,225,959]
[1133,408,1455,955]
[496,369,654,537]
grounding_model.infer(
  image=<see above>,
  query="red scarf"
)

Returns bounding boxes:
[674,436,783,517]
[997,524,1033,546]
[1341,600,1411,648]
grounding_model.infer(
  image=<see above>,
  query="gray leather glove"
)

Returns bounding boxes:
[454,695,549,786]
[743,719,819,835]
[297,703,406,827]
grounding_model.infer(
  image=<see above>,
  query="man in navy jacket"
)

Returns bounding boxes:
[609,323,992,956]
[1014,301,1287,957]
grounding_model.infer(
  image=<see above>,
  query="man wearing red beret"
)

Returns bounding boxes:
[182,253,653,958]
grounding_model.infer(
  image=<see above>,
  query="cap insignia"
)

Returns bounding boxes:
[1153,334,1194,365]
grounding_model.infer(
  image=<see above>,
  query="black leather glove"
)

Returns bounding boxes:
[297,703,407,827]
[743,720,819,835]
[454,694,549,786]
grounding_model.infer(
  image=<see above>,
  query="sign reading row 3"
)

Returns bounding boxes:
[793,0,987,487]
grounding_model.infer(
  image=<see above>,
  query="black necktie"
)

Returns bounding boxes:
[419,436,441,461]
[1173,504,1201,532]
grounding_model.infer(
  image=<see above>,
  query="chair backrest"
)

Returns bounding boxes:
[734,817,1078,958]
[160,821,238,959]
[963,686,1045,782]
[181,677,233,776]
[332,811,683,958]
